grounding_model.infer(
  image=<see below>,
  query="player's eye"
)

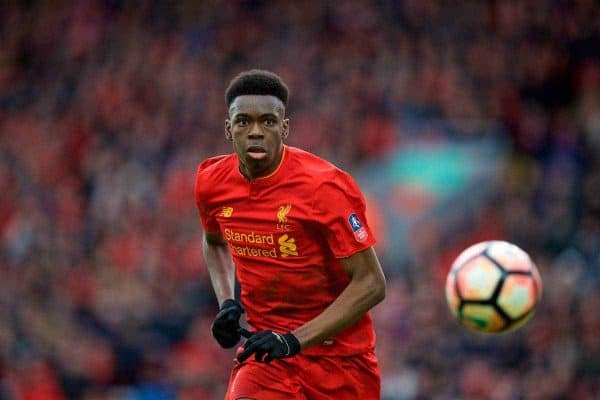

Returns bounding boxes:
[264,118,276,126]
[237,118,248,126]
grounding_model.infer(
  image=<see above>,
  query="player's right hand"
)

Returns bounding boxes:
[236,329,301,363]
[211,299,244,348]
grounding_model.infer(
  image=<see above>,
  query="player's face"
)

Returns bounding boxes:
[226,95,289,180]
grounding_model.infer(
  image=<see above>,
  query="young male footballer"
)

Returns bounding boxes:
[195,69,386,399]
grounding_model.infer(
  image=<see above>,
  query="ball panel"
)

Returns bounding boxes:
[485,241,532,272]
[503,308,536,333]
[445,272,460,317]
[497,274,537,319]
[460,304,506,333]
[451,241,488,271]
[456,257,502,301]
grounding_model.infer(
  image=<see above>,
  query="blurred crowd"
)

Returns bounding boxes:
[0,1,598,399]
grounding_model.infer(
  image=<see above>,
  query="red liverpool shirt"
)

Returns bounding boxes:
[195,146,377,356]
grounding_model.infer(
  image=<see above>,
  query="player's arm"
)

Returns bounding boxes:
[203,231,245,348]
[291,246,386,350]
[203,231,236,305]
[238,246,385,362]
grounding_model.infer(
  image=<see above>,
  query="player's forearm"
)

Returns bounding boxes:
[203,233,236,306]
[291,269,385,350]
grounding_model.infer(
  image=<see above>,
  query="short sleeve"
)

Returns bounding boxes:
[310,170,376,258]
[194,164,221,234]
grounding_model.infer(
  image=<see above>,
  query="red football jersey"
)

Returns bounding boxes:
[195,146,377,356]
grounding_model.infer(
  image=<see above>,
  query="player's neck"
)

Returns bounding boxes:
[240,148,285,181]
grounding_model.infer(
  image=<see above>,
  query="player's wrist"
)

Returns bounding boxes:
[282,333,301,356]
[220,298,243,312]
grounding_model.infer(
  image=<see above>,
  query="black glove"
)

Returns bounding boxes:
[211,299,244,348]
[237,329,301,363]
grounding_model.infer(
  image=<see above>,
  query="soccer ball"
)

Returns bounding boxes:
[445,240,542,333]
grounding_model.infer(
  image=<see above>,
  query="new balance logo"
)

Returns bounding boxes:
[220,207,233,217]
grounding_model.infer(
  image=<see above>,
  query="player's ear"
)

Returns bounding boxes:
[225,119,233,141]
[281,118,289,139]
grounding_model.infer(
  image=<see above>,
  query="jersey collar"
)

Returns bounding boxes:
[237,145,288,186]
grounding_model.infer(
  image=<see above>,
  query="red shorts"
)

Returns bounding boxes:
[225,349,380,399]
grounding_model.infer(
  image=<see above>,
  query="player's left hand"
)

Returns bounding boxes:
[237,329,301,363]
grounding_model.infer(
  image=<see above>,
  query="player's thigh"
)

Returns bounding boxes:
[226,357,305,400]
[299,352,381,400]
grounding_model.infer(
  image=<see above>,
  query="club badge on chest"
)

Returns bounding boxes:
[276,204,292,231]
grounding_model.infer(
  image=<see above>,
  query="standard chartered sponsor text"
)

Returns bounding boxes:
[224,228,274,244]
[230,244,278,258]
[225,228,278,258]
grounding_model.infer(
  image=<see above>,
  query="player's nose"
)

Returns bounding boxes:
[248,121,263,138]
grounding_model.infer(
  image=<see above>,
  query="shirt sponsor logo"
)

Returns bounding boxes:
[278,234,298,257]
[223,228,298,258]
[348,213,368,242]
[220,206,234,217]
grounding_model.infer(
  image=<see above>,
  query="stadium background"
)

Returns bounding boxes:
[0,1,598,399]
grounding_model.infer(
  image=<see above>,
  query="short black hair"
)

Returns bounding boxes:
[225,69,289,107]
